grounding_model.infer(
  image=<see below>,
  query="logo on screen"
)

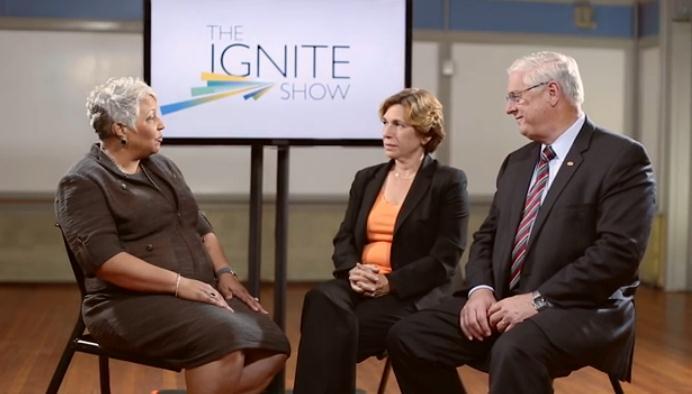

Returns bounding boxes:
[160,72,272,115]
[160,24,352,114]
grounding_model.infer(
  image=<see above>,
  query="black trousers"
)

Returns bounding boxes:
[386,296,584,394]
[293,278,416,394]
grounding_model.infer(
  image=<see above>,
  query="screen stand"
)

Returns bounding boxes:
[267,144,289,393]
[248,144,263,298]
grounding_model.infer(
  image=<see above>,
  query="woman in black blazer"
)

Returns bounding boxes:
[293,88,469,393]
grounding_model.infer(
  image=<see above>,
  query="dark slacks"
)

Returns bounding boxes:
[386,296,584,394]
[293,278,416,394]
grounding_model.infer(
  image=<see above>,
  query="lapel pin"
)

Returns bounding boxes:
[566,161,574,167]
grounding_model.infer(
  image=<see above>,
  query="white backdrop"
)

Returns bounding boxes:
[449,43,627,197]
[0,29,629,197]
[0,30,436,196]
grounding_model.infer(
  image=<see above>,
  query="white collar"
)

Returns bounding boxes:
[544,113,585,160]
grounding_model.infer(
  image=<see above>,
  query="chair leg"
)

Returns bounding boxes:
[377,357,392,394]
[46,344,77,394]
[99,355,111,394]
[609,374,624,394]
[47,318,85,394]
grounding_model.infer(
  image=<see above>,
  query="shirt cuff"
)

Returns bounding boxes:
[468,285,494,297]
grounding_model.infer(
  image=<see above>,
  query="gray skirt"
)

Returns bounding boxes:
[83,294,290,369]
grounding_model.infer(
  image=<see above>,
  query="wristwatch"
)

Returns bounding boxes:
[215,266,238,278]
[531,291,552,312]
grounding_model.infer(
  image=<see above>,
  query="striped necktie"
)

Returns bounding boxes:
[509,145,556,290]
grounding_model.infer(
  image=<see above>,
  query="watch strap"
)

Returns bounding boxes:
[215,266,237,278]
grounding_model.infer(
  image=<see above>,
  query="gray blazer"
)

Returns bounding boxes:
[56,144,215,296]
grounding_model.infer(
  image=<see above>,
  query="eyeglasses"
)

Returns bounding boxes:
[505,81,549,104]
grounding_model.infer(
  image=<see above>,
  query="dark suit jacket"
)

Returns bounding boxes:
[332,155,469,309]
[464,118,655,379]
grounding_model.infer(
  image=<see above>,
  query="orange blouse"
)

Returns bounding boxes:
[360,191,401,274]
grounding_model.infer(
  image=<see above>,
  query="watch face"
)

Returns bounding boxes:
[533,296,548,311]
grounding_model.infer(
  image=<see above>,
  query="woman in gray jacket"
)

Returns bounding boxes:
[55,77,289,394]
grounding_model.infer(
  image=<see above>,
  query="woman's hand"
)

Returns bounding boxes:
[349,263,390,297]
[348,263,368,293]
[217,273,268,314]
[176,276,233,311]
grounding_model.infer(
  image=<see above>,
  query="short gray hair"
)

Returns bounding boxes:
[508,51,584,106]
[85,77,156,140]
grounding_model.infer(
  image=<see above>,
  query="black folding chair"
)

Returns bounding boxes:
[47,225,182,394]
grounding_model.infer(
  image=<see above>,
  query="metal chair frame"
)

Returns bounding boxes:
[47,227,181,394]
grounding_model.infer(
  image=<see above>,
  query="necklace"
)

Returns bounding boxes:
[392,154,424,180]
[392,170,416,180]
[102,149,140,175]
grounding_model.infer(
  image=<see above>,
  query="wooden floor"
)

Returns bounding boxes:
[0,284,690,393]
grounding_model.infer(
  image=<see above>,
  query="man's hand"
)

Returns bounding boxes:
[460,288,496,341]
[488,293,537,333]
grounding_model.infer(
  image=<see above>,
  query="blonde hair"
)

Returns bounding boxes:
[85,77,156,140]
[379,88,445,153]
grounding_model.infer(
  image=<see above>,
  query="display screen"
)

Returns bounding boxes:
[145,0,411,145]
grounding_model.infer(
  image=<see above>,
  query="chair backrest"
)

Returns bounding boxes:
[53,224,183,373]
[619,281,638,382]
[56,224,88,297]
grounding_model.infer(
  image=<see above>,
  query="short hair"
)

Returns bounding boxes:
[85,77,156,140]
[507,51,584,106]
[379,88,445,153]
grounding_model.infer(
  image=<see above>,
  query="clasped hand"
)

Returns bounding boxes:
[459,289,536,341]
[348,263,390,297]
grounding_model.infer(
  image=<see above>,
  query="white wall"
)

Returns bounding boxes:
[449,43,627,196]
[639,45,661,194]
[0,29,630,199]
[0,31,440,197]
[0,30,142,193]
[664,21,692,291]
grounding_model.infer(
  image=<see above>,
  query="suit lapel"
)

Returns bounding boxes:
[526,119,594,252]
[394,155,436,234]
[354,163,390,250]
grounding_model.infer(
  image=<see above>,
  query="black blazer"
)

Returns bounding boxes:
[464,118,655,379]
[332,155,469,309]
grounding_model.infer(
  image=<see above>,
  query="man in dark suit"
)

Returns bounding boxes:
[386,51,656,394]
